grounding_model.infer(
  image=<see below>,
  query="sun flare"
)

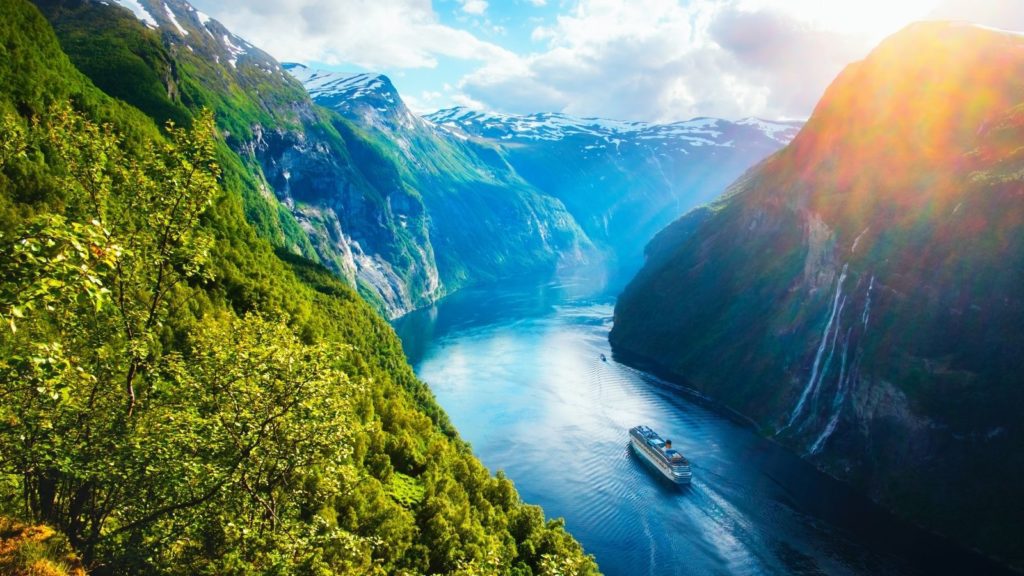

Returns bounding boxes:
[740,0,940,40]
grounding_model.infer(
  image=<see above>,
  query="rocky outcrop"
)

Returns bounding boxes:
[242,121,440,315]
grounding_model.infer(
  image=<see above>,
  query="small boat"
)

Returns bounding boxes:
[600,353,607,362]
[629,425,691,484]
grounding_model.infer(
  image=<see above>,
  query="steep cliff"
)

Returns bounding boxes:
[36,0,442,316]
[38,0,798,315]
[612,22,1024,568]
[286,64,591,294]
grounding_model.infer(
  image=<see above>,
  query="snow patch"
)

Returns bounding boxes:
[427,107,731,145]
[221,34,247,68]
[192,9,214,36]
[425,107,800,152]
[112,0,157,28]
[285,64,396,105]
[163,3,188,36]
[737,117,802,144]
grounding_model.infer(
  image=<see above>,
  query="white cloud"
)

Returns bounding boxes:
[458,0,866,121]
[189,0,1024,121]
[403,90,444,114]
[458,0,1021,121]
[188,0,513,70]
[461,0,488,15]
[528,0,547,5]
[929,0,1024,30]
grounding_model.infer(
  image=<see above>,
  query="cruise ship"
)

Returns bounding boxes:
[629,425,692,484]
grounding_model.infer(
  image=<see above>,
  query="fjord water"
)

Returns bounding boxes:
[393,271,1010,576]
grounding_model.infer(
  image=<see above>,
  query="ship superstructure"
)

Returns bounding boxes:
[629,425,692,484]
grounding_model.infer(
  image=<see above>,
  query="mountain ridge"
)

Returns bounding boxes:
[425,105,801,145]
[421,101,803,277]
[99,0,801,307]
[611,20,1024,569]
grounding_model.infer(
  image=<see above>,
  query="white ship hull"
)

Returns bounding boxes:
[630,426,692,485]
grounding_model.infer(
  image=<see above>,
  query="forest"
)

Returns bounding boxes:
[0,1,598,573]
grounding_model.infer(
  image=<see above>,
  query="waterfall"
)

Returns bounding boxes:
[809,327,854,455]
[783,263,848,431]
[807,295,846,421]
[861,275,875,328]
[850,227,869,253]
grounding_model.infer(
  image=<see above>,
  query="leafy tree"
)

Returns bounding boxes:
[0,105,220,561]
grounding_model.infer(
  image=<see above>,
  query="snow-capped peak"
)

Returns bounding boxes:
[424,107,801,147]
[736,117,803,144]
[285,64,419,132]
[284,64,396,104]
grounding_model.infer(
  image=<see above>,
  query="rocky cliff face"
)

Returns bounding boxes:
[246,120,441,316]
[39,0,595,316]
[286,64,592,298]
[612,22,1024,567]
[37,0,442,316]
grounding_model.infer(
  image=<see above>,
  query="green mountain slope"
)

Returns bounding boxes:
[286,64,591,294]
[38,0,796,318]
[34,0,597,318]
[0,0,598,573]
[612,22,1024,568]
[35,0,444,317]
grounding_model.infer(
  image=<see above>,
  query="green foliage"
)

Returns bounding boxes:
[0,3,599,573]
[387,473,425,508]
[36,0,192,127]
[34,0,324,265]
[0,102,597,575]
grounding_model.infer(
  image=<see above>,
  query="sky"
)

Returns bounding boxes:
[187,0,1024,122]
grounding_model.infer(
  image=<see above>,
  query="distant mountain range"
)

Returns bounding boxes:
[51,0,798,317]
[425,106,802,276]
[425,106,797,145]
[611,21,1024,568]
[282,62,592,306]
